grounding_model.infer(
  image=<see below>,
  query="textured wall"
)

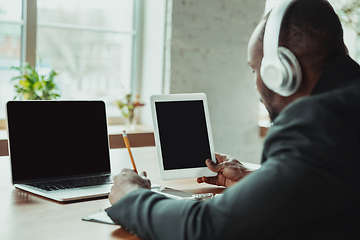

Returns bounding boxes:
[168,0,266,163]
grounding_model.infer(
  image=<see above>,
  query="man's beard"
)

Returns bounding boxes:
[260,92,279,123]
[268,109,279,123]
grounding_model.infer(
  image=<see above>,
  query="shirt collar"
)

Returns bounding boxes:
[311,55,360,95]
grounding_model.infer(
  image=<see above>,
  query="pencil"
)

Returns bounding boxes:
[122,130,138,174]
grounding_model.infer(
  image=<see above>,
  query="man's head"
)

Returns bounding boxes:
[248,0,348,122]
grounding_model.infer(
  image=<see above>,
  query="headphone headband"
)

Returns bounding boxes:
[260,0,302,97]
[263,0,295,61]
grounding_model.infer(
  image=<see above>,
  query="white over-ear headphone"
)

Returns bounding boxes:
[260,0,302,97]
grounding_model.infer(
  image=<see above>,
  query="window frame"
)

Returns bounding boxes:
[0,0,139,127]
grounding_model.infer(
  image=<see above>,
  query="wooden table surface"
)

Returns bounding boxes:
[0,147,228,240]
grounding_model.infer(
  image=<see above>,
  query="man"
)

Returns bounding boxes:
[107,0,360,239]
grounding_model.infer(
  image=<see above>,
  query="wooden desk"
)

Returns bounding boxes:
[0,147,226,240]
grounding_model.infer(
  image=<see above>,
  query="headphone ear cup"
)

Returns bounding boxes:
[277,47,302,96]
[260,47,302,97]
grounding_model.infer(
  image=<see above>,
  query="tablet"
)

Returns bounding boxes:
[150,93,217,180]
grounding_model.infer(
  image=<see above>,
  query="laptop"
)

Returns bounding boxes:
[6,100,113,202]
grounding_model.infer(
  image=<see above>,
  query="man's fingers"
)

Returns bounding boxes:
[215,153,224,163]
[139,171,151,189]
[205,159,223,172]
[140,171,147,178]
[121,168,133,173]
[197,175,218,185]
[215,152,230,163]
[200,176,217,185]
[115,169,148,184]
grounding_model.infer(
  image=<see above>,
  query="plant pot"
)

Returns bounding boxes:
[124,108,138,131]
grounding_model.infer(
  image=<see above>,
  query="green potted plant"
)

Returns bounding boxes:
[115,93,144,131]
[10,63,60,100]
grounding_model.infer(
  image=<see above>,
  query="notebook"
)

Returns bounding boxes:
[6,100,113,202]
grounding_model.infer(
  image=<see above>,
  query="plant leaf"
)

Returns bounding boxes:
[19,80,30,88]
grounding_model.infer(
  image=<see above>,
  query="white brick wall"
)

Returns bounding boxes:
[168,0,266,163]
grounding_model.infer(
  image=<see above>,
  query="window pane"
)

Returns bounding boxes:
[37,0,134,117]
[0,0,22,119]
[0,0,22,22]
[38,0,134,31]
[0,23,21,119]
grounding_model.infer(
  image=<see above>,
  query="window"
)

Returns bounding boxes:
[0,0,136,120]
[329,0,360,63]
[0,0,23,119]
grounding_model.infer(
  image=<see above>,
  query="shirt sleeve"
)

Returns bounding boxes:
[106,97,360,240]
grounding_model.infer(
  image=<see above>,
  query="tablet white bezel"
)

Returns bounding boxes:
[150,93,217,180]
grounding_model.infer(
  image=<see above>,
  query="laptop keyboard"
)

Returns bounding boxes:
[27,174,113,191]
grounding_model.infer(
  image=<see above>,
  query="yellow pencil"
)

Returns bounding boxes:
[122,130,138,174]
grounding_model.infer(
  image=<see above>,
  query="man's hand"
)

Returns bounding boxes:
[109,168,151,205]
[197,153,253,187]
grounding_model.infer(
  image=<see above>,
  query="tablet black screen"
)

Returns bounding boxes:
[155,100,212,170]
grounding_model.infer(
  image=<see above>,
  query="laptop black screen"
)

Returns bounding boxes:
[7,101,111,183]
[155,100,212,170]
